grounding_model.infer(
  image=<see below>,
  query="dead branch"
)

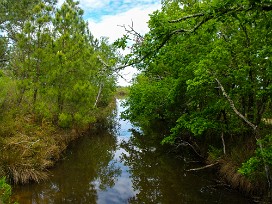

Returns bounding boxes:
[94,83,103,108]
[118,20,144,41]
[221,132,226,154]
[176,138,204,159]
[186,162,219,172]
[215,78,257,130]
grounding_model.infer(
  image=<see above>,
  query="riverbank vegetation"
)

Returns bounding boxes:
[0,0,118,184]
[118,0,272,200]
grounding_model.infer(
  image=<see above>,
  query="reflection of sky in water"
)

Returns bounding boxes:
[95,164,137,204]
[116,99,133,138]
[95,99,137,203]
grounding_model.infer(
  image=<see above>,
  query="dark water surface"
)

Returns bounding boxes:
[12,99,253,203]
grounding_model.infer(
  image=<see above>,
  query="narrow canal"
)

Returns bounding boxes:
[12,99,253,203]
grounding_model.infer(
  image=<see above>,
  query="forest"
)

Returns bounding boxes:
[1,0,272,202]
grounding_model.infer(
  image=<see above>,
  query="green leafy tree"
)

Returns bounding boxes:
[122,0,272,197]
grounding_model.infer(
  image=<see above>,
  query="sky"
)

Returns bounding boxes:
[58,0,162,86]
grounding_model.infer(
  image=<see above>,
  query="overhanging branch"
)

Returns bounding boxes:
[215,77,257,130]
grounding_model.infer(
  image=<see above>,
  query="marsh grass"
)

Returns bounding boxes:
[219,159,256,194]
[0,113,85,184]
[217,138,266,196]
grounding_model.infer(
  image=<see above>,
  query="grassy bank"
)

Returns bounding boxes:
[200,130,272,200]
[0,98,117,185]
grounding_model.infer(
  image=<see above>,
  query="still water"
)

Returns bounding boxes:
[13,99,253,203]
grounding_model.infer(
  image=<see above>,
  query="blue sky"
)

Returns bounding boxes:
[58,0,161,85]
[82,0,161,22]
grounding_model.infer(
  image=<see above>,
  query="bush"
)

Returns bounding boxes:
[58,112,73,128]
[0,177,12,204]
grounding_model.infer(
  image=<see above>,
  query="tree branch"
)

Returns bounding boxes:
[186,162,219,172]
[221,132,226,154]
[169,13,204,23]
[215,77,257,130]
[176,138,204,159]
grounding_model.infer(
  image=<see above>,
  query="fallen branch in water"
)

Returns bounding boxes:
[186,162,219,172]
[175,138,204,159]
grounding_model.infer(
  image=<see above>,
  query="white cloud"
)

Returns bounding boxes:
[87,4,160,42]
[87,4,161,86]
[79,0,106,9]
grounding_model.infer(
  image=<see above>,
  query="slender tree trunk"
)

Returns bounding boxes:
[94,83,103,108]
[221,132,226,155]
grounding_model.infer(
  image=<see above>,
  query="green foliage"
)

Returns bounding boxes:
[239,135,272,179]
[122,0,272,189]
[0,177,12,204]
[208,146,223,161]
[58,113,73,128]
[0,0,117,129]
[113,35,129,50]
[122,74,175,128]
[116,86,130,99]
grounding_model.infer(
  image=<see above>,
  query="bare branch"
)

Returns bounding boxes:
[176,138,204,159]
[215,77,257,130]
[186,162,219,172]
[117,21,143,41]
[221,132,226,155]
[94,83,103,108]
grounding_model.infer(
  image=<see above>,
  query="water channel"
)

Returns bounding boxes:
[12,99,253,203]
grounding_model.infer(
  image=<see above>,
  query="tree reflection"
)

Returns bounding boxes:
[120,128,253,204]
[120,129,209,203]
[120,129,179,203]
[13,132,121,203]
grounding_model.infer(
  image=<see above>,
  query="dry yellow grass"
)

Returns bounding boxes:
[218,158,265,196]
[0,114,85,184]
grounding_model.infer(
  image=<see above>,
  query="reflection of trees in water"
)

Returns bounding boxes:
[14,132,121,203]
[121,129,253,204]
[120,129,180,204]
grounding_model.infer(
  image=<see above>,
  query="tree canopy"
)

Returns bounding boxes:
[120,0,272,197]
[0,0,118,128]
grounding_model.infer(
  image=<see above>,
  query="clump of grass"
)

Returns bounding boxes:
[0,114,81,184]
[218,138,266,196]
[219,159,256,194]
